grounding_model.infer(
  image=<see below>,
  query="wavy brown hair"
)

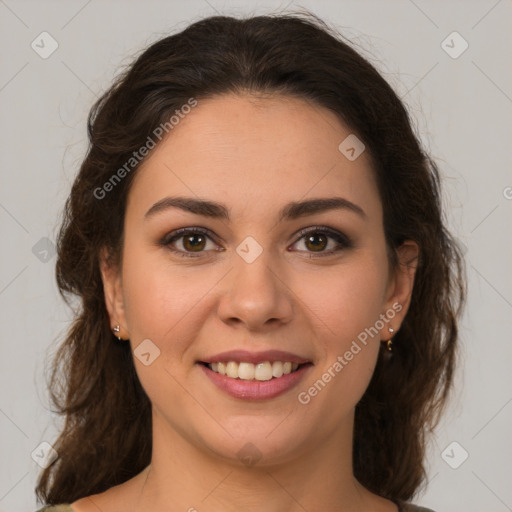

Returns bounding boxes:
[36,10,466,506]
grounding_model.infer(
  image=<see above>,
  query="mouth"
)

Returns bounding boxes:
[199,360,307,381]
[197,350,313,400]
[198,354,313,401]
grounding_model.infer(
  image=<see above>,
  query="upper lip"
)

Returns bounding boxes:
[200,349,311,365]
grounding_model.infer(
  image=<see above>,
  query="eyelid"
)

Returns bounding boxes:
[292,225,350,243]
[160,226,220,249]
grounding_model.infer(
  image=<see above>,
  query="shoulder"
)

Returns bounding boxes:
[397,501,437,512]
[35,506,73,512]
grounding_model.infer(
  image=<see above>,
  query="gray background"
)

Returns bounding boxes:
[1,1,511,511]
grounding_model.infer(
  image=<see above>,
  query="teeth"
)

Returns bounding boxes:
[254,362,273,381]
[208,361,302,381]
[226,361,238,379]
[272,361,283,378]
[238,362,255,380]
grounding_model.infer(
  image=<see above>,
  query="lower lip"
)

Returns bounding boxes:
[199,363,312,401]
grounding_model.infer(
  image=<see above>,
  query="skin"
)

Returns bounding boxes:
[73,93,418,512]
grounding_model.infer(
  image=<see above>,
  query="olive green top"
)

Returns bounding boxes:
[36,501,436,512]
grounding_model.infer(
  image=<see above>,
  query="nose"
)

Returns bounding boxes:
[216,249,294,332]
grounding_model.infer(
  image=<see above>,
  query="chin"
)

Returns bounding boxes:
[196,415,314,468]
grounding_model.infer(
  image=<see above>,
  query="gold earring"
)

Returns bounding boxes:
[383,327,394,352]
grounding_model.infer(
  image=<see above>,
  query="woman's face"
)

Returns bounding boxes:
[102,93,416,466]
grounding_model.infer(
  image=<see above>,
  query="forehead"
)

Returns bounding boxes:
[127,93,381,223]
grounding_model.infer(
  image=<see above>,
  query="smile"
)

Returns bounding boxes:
[206,361,301,381]
[199,361,312,401]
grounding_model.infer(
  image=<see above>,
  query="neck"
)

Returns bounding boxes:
[131,409,377,512]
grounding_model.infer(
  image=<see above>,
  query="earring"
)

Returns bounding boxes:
[112,325,122,341]
[383,327,394,352]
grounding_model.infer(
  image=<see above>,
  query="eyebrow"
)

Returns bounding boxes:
[144,196,367,222]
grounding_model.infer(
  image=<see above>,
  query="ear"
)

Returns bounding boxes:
[379,240,419,339]
[99,247,130,340]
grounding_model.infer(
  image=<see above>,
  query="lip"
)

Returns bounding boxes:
[200,349,310,365]
[199,362,313,401]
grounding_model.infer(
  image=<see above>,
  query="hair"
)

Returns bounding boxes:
[36,10,466,506]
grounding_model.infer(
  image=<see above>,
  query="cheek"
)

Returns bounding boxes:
[298,255,388,343]
[119,247,208,404]
[294,256,387,406]
[120,244,209,345]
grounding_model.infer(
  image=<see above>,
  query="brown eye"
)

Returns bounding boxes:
[304,232,328,252]
[161,228,220,258]
[291,226,353,257]
[182,233,207,252]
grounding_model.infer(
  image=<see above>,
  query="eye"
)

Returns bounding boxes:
[159,225,353,259]
[290,226,353,257]
[160,228,221,258]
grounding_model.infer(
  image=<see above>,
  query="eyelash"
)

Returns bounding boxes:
[159,226,353,259]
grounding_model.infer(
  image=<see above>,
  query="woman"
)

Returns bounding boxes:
[35,11,465,512]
